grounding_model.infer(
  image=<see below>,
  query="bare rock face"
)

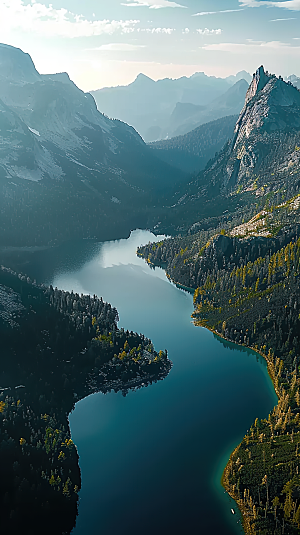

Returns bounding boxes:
[0,43,40,84]
[217,65,300,195]
[234,65,300,148]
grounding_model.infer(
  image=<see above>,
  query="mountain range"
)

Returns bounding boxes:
[0,43,186,246]
[3,40,300,535]
[91,71,251,142]
[157,65,300,235]
[161,78,249,139]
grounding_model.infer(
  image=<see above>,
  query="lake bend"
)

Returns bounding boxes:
[0,230,278,535]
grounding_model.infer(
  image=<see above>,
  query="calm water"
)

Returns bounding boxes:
[0,230,278,535]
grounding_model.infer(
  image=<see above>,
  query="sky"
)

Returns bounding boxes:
[1,0,300,91]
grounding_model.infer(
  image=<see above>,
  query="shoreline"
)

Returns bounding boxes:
[193,322,282,535]
[149,264,281,535]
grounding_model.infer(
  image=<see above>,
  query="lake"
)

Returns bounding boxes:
[0,230,278,535]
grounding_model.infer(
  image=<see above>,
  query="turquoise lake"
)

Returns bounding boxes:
[0,230,278,534]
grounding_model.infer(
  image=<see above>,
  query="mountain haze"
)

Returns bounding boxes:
[91,71,251,142]
[163,79,249,139]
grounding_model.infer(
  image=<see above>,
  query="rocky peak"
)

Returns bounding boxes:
[233,65,300,149]
[244,65,272,105]
[132,73,155,86]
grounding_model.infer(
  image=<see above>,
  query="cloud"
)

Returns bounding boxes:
[201,40,300,55]
[89,43,146,51]
[193,9,245,16]
[0,0,140,38]
[196,28,222,35]
[121,0,187,8]
[239,0,300,10]
[137,27,175,33]
[270,17,297,19]
[182,28,190,34]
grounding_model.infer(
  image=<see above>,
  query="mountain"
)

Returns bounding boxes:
[163,79,249,138]
[225,70,252,85]
[0,44,186,246]
[156,65,300,234]
[90,71,251,142]
[148,115,238,174]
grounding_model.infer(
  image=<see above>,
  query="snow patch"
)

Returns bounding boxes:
[111,196,121,204]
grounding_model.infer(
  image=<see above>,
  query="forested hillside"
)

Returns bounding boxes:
[137,213,300,533]
[148,115,238,174]
[0,267,171,534]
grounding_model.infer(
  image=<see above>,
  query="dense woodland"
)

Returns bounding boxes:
[0,267,171,534]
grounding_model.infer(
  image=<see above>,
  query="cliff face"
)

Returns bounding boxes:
[234,66,300,147]
[163,65,300,233]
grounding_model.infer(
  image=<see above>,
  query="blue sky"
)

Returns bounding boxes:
[1,0,300,90]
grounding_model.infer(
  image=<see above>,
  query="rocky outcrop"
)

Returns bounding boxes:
[234,65,300,148]
[164,65,300,232]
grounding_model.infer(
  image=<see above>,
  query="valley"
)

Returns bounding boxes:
[2,37,300,535]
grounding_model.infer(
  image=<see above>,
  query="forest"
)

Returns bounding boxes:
[0,266,171,534]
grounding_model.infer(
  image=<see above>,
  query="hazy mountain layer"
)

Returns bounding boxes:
[162,79,249,139]
[91,71,251,142]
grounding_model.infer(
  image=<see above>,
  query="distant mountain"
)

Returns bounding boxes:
[148,115,238,174]
[90,71,251,142]
[285,74,300,89]
[0,44,186,246]
[225,70,252,85]
[163,79,249,138]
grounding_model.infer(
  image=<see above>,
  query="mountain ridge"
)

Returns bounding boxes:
[91,71,251,142]
[148,115,238,174]
[0,43,186,246]
[156,65,300,236]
